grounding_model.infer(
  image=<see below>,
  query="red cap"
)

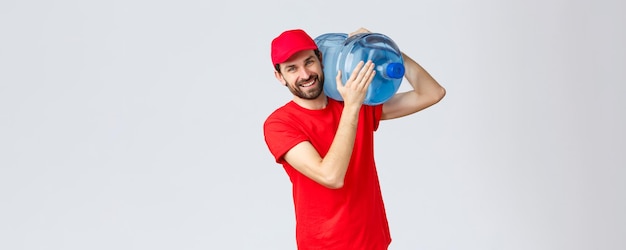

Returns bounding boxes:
[271,29,318,66]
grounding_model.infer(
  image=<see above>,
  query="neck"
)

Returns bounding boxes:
[293,94,328,110]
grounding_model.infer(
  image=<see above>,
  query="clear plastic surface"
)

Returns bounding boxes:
[314,32,405,105]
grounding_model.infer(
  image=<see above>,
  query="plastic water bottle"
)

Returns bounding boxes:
[314,32,405,105]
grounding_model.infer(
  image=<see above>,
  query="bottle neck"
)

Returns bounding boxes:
[378,62,405,79]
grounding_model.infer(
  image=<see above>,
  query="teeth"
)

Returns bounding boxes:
[301,80,314,87]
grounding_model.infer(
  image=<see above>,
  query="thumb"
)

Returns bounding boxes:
[335,70,343,88]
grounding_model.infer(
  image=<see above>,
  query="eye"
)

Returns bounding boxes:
[285,66,296,73]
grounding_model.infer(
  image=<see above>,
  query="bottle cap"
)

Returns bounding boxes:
[386,63,405,79]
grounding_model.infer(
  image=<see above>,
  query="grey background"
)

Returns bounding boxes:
[1,0,624,249]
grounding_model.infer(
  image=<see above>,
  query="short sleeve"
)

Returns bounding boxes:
[263,115,308,164]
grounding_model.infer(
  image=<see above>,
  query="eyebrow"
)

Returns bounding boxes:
[284,55,316,70]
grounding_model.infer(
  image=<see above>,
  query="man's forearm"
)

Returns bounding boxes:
[318,105,360,189]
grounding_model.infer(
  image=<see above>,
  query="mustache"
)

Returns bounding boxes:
[298,75,318,85]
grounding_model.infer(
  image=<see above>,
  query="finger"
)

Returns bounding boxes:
[356,61,375,89]
[347,61,366,85]
[363,66,376,89]
[336,70,343,88]
[353,61,372,86]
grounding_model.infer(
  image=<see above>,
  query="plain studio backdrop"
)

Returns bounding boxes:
[1,0,624,249]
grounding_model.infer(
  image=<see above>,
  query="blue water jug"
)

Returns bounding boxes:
[314,32,405,105]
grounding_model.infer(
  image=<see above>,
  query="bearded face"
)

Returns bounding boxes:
[284,73,325,100]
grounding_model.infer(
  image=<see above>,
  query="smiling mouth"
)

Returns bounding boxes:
[300,77,317,87]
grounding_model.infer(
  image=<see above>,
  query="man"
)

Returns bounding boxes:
[263,28,445,250]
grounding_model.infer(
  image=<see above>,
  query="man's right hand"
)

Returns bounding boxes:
[335,60,376,108]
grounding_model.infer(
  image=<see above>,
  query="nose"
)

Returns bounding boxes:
[297,67,311,80]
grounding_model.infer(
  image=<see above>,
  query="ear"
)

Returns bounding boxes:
[317,52,324,70]
[274,70,287,86]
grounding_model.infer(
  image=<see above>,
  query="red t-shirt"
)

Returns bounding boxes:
[263,98,391,250]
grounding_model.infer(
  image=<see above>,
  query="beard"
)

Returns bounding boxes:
[286,73,325,100]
